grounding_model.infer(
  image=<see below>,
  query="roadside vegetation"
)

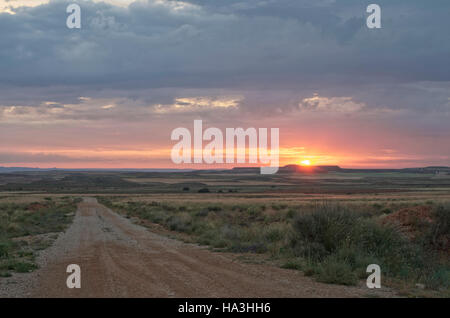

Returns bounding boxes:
[0,197,79,277]
[286,204,449,290]
[99,197,449,295]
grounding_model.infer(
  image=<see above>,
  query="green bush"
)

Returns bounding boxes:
[316,256,358,286]
[291,204,359,258]
[427,204,450,250]
[263,224,285,243]
[0,240,12,258]
[289,203,444,287]
[6,261,38,273]
[167,213,193,233]
[281,259,303,270]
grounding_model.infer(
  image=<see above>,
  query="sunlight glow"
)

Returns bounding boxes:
[300,159,311,166]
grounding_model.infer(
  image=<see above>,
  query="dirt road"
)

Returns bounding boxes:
[2,198,395,297]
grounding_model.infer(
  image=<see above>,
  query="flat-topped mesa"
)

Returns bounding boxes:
[230,165,342,174]
[279,165,342,173]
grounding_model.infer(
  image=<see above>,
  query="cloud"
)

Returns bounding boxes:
[1,0,449,89]
[299,94,365,113]
[153,96,241,113]
[0,93,243,123]
[0,148,170,164]
[0,0,134,13]
[0,96,152,123]
[0,0,448,117]
[0,0,49,13]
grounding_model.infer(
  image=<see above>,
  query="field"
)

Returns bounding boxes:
[0,168,449,297]
[0,196,79,278]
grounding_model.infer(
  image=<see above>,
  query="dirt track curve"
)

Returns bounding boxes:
[1,198,396,297]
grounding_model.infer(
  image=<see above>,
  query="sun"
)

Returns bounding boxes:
[300,159,311,166]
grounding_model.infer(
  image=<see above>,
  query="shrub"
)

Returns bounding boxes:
[246,206,262,218]
[381,208,392,214]
[167,213,192,233]
[316,256,358,286]
[427,204,450,250]
[0,241,12,258]
[372,203,382,209]
[286,208,297,219]
[263,224,286,243]
[8,261,38,273]
[281,258,303,270]
[291,204,359,256]
[195,209,209,217]
[289,203,439,287]
[272,203,288,211]
[207,206,222,212]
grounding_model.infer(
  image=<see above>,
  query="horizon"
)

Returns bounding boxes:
[1,163,449,171]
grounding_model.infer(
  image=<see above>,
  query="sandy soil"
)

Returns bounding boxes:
[1,198,397,298]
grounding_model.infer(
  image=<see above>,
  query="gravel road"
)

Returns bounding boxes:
[0,198,396,297]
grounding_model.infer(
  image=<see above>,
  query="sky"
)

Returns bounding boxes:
[0,0,449,169]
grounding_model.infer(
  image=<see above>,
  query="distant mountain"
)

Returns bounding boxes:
[0,167,55,172]
[230,165,450,174]
[281,165,342,173]
[0,167,193,173]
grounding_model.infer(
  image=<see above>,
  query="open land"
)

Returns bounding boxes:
[0,167,449,297]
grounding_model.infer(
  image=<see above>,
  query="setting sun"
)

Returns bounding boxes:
[300,159,311,166]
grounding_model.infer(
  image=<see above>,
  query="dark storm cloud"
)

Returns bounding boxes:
[1,0,449,86]
[0,0,449,115]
